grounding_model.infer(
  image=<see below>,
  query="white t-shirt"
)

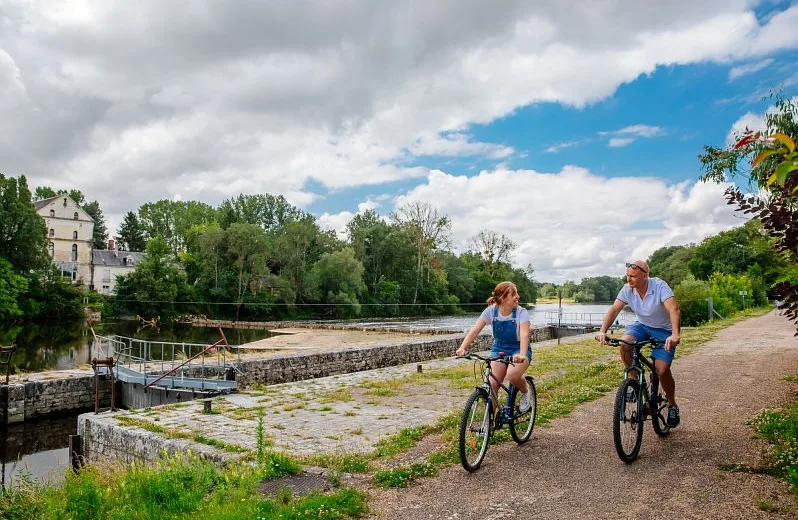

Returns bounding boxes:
[616,277,674,330]
[478,305,531,340]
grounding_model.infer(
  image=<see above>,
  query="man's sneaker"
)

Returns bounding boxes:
[518,391,531,413]
[625,386,637,404]
[667,405,681,428]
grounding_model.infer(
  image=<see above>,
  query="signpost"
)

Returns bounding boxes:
[739,290,748,312]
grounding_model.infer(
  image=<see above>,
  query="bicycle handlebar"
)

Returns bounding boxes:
[604,337,664,349]
[457,352,514,364]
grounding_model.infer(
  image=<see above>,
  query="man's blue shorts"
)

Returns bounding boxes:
[625,322,675,365]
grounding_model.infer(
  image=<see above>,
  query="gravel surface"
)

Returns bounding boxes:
[365,312,798,519]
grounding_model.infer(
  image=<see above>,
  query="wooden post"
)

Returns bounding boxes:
[69,434,82,473]
[203,398,212,414]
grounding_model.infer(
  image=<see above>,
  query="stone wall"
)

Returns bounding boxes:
[1,375,113,424]
[4,326,559,421]
[79,413,234,466]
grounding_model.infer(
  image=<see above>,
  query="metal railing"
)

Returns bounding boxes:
[90,328,240,391]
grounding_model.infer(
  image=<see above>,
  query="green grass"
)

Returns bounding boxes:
[0,451,366,520]
[749,402,798,493]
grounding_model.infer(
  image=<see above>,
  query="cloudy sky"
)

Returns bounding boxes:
[1,1,797,283]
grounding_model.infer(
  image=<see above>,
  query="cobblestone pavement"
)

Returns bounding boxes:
[120,334,591,457]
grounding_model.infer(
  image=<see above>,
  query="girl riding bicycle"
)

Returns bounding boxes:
[456,281,533,412]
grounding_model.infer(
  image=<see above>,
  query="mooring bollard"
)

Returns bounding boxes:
[417,364,423,374]
[203,398,212,414]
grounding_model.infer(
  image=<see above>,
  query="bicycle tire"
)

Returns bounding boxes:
[459,388,492,472]
[613,378,643,463]
[509,376,537,444]
[649,375,671,437]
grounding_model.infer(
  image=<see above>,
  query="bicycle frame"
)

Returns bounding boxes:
[623,342,662,423]
[477,357,519,429]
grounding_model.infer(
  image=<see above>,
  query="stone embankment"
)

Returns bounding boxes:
[3,324,573,423]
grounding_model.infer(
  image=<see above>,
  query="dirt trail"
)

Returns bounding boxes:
[366,312,798,519]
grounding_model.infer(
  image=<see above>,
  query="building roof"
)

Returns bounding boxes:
[33,195,61,211]
[92,250,145,267]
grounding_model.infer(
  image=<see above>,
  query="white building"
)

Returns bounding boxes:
[91,240,145,295]
[34,195,95,285]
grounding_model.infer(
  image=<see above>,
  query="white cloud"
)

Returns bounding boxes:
[0,1,794,280]
[728,58,774,80]
[608,137,635,148]
[725,96,798,145]
[396,167,741,283]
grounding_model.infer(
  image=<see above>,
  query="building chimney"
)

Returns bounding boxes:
[108,239,115,251]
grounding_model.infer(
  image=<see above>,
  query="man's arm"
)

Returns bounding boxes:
[596,299,627,344]
[663,296,681,350]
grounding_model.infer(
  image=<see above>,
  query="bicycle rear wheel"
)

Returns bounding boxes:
[650,376,671,437]
[613,378,643,463]
[509,376,536,444]
[459,388,492,472]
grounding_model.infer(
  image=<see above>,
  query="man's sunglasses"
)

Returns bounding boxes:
[625,262,648,274]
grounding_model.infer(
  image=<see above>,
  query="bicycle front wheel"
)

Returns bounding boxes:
[459,388,492,472]
[613,378,643,463]
[509,376,536,444]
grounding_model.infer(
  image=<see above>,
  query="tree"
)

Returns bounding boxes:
[82,200,108,250]
[0,257,28,320]
[117,211,147,251]
[688,219,784,283]
[469,230,516,277]
[218,193,302,231]
[0,174,49,273]
[699,91,798,332]
[310,248,366,318]
[32,186,85,206]
[647,245,695,288]
[391,201,451,305]
[114,236,189,318]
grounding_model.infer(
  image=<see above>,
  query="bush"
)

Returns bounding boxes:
[674,275,710,326]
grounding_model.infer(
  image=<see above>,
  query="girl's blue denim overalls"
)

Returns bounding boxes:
[490,306,531,361]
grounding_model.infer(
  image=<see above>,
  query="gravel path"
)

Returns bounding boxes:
[365,312,798,519]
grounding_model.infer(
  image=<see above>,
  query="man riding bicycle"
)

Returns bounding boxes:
[596,260,682,428]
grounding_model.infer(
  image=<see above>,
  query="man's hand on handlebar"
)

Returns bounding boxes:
[665,334,680,351]
[595,331,608,345]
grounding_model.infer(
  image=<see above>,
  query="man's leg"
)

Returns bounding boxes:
[620,334,639,378]
[655,359,676,406]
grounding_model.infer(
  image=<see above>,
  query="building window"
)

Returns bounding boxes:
[50,209,55,217]
[71,244,78,262]
[48,243,54,257]
[73,231,78,240]
[124,256,134,267]
[103,270,111,282]
[73,212,79,220]
[71,270,77,282]
[63,198,67,207]
[102,285,110,295]
[49,228,54,237]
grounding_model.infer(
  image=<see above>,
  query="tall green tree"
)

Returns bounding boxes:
[138,200,217,254]
[391,201,451,305]
[310,248,366,318]
[117,211,147,251]
[0,174,49,273]
[82,200,108,250]
[647,245,695,288]
[32,186,85,205]
[469,230,516,277]
[114,236,189,318]
[0,257,28,320]
[218,193,302,231]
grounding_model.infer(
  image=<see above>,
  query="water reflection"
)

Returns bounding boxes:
[1,415,76,490]
[0,321,280,374]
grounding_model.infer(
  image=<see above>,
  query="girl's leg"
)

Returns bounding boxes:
[506,360,530,392]
[490,360,508,408]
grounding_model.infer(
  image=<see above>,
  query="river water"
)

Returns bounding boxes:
[0,303,633,488]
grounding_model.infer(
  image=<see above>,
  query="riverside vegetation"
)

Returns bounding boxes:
[3,308,794,519]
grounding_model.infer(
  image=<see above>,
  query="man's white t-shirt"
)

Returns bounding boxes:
[616,277,674,330]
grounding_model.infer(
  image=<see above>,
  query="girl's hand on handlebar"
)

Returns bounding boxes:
[512,353,527,364]
[595,331,608,345]
[456,346,468,357]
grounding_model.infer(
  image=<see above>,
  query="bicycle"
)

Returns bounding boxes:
[605,337,671,463]
[457,352,537,472]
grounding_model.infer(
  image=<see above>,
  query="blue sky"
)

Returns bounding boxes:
[1,1,797,282]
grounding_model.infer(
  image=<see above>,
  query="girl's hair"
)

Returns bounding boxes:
[487,281,518,306]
